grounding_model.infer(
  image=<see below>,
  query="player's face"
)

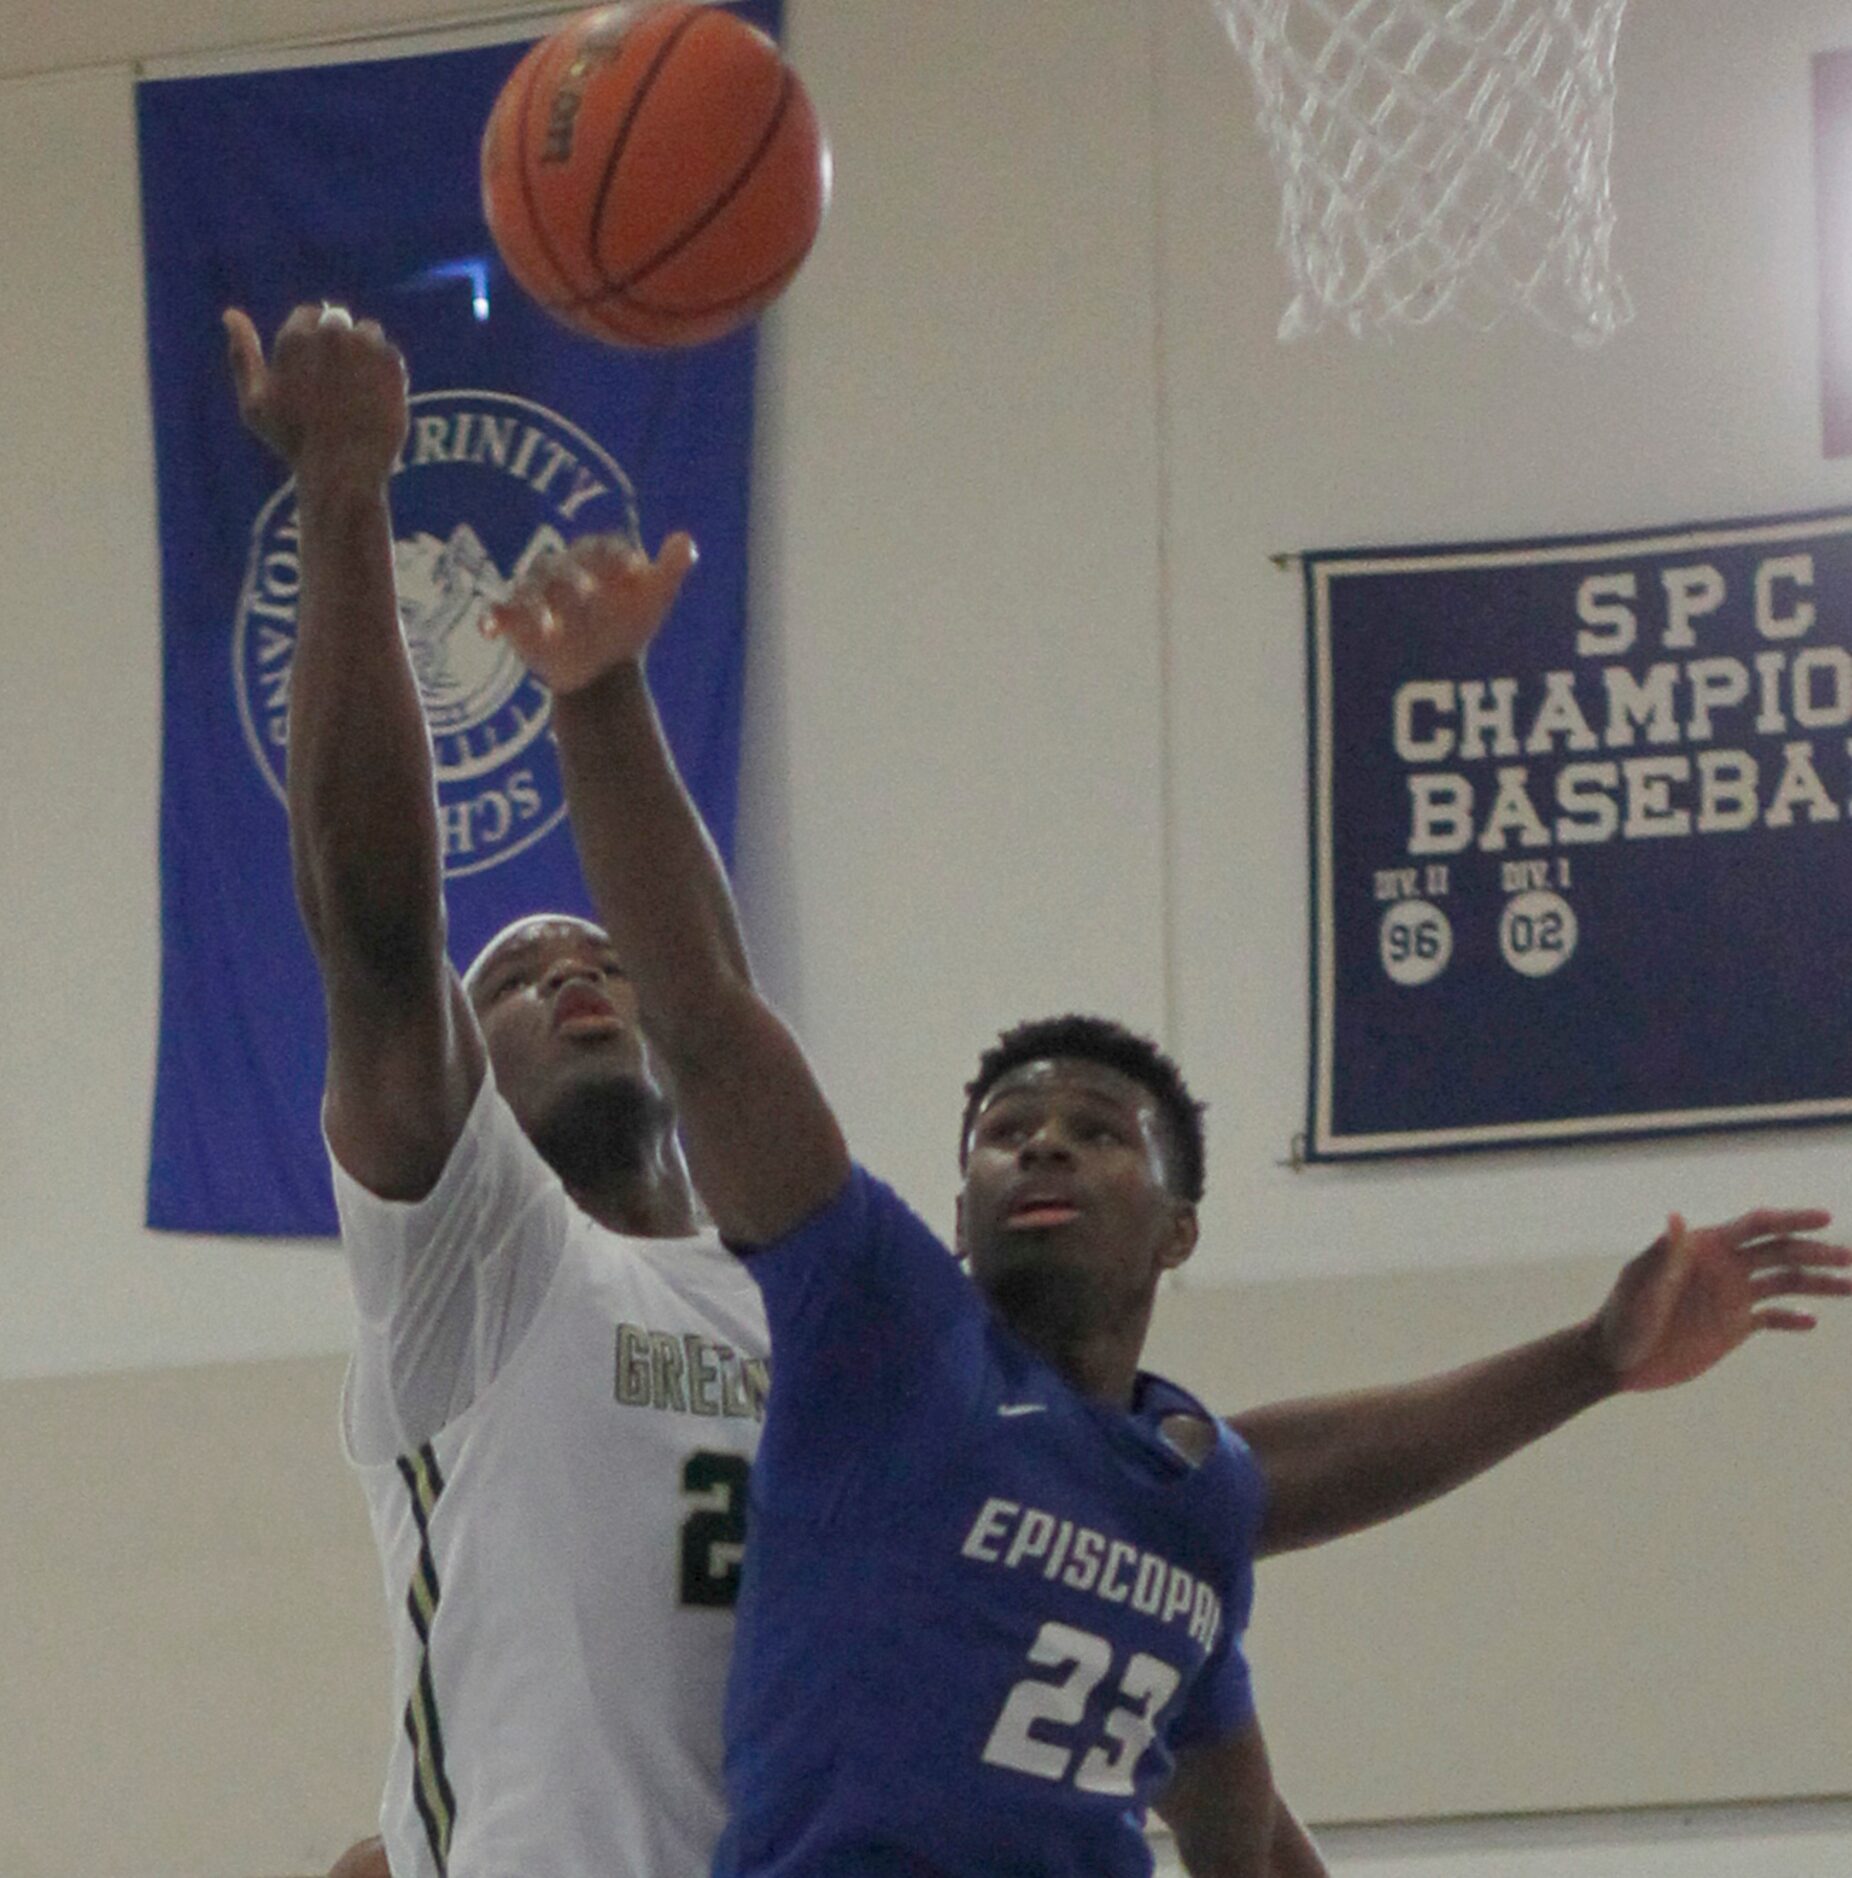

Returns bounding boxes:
[957,1058,1197,1319]
[467,916,657,1129]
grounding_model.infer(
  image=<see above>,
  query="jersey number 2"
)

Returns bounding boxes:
[981,1621,1180,1796]
[680,1451,750,1607]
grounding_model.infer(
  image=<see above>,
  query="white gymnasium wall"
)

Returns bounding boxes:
[0,0,1846,1872]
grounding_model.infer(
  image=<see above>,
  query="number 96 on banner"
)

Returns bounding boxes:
[1379,899,1453,986]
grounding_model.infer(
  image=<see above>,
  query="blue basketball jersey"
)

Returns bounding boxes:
[718,1167,1267,1878]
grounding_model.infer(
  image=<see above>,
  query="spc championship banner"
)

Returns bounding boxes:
[137,10,778,1234]
[1307,509,1852,1159]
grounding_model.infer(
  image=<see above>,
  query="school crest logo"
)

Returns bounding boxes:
[234,389,641,877]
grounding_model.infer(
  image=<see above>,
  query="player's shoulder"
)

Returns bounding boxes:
[619,1221,756,1294]
[1140,1371,1267,1494]
[334,1059,552,1212]
[331,1064,569,1337]
[745,1161,944,1261]
[585,1219,769,1334]
[1196,1411,1269,1561]
[737,1162,977,1363]
[852,1163,948,1248]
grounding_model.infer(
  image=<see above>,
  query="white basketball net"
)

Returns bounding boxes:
[1211,0,1633,342]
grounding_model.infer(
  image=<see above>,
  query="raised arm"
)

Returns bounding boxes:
[1232,1207,1851,1557]
[486,536,847,1243]
[226,305,481,1198]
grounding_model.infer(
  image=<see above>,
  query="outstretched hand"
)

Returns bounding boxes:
[223,302,408,485]
[484,531,698,695]
[1597,1207,1852,1392]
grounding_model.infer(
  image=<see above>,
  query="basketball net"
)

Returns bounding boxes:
[1211,0,1633,343]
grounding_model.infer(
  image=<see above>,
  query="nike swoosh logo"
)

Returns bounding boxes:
[997,1402,1047,1418]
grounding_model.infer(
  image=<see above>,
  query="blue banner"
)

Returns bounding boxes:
[1307,509,1852,1158]
[138,13,776,1233]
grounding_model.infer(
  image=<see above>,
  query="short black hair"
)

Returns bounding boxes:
[960,1014,1206,1203]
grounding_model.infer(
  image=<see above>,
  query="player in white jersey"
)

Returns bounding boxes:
[339,914,769,1878]
[224,303,771,1878]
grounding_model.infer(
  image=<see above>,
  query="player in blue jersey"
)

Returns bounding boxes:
[719,1034,1275,1878]
[484,540,1331,1877]
[488,530,1852,1878]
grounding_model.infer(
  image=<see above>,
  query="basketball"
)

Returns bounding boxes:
[481,3,830,348]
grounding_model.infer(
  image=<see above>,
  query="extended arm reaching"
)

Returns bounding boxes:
[1232,1207,1851,1557]
[226,304,481,1197]
[486,536,848,1243]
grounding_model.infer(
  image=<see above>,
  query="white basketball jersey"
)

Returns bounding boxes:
[341,1094,768,1878]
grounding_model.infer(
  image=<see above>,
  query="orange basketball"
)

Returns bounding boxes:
[481,3,830,348]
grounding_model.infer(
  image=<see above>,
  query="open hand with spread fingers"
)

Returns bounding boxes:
[483,530,698,696]
[1596,1207,1852,1393]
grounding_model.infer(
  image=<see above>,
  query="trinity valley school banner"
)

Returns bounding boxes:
[1306,508,1852,1160]
[138,8,778,1235]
